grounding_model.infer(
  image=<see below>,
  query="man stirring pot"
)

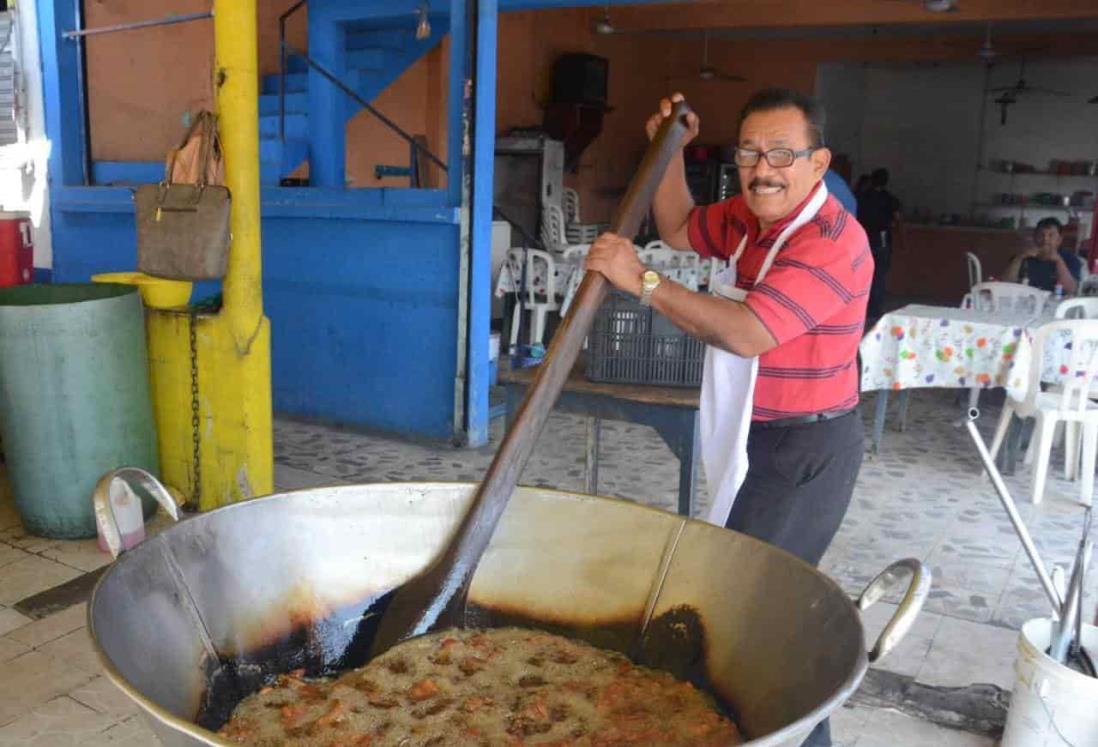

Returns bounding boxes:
[586,89,873,747]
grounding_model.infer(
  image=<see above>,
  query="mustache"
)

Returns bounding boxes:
[749,179,785,190]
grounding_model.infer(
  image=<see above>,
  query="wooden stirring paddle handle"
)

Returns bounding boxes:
[369,100,695,656]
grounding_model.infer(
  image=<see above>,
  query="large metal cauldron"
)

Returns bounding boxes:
[88,480,928,746]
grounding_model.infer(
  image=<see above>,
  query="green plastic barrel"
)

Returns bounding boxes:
[0,284,159,538]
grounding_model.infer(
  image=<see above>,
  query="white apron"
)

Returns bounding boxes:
[701,184,829,527]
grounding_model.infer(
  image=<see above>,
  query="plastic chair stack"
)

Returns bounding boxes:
[561,188,605,245]
[970,281,1049,315]
[638,240,701,286]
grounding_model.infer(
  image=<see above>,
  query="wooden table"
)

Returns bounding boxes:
[499,363,701,517]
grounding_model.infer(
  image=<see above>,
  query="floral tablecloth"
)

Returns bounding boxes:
[862,302,1098,406]
[860,305,1034,400]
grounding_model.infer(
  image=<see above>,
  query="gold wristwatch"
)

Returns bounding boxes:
[639,270,661,307]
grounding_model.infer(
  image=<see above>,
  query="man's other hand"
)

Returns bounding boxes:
[645,92,700,145]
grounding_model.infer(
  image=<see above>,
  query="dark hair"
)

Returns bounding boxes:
[738,87,826,148]
[1035,217,1063,233]
[871,168,889,188]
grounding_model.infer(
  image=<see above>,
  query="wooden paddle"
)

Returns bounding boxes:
[369,100,695,656]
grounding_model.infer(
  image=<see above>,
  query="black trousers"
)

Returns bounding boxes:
[724,410,865,747]
[867,243,891,321]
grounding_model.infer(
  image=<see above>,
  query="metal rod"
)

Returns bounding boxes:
[278,0,306,143]
[279,35,287,142]
[963,412,1064,613]
[1050,539,1089,663]
[63,12,212,39]
[285,44,448,172]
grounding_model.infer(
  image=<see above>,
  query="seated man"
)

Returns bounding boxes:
[1004,217,1081,293]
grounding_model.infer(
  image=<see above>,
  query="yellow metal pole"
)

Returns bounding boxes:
[144,0,273,510]
[215,0,264,349]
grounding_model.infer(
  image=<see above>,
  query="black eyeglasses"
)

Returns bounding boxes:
[733,147,818,168]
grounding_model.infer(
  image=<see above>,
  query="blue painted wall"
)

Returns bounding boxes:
[263,213,460,437]
[50,186,463,440]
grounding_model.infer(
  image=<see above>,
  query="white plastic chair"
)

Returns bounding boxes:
[1055,297,1098,320]
[970,281,1049,315]
[638,242,701,287]
[1049,298,1098,476]
[989,319,1098,506]
[560,244,590,262]
[563,187,580,224]
[506,248,560,350]
[565,224,603,244]
[1081,276,1098,297]
[966,252,982,289]
[707,258,729,289]
[540,204,567,253]
[561,189,609,244]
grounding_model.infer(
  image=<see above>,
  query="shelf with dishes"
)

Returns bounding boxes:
[985,159,1098,177]
[967,201,1093,245]
[973,201,1087,211]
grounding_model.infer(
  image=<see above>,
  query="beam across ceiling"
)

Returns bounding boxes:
[595,0,1098,33]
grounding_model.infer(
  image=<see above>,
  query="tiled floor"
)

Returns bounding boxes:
[0,387,1095,745]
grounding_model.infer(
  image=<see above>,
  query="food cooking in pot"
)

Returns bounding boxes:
[220,627,742,746]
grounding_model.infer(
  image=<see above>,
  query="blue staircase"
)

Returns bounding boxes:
[258,17,448,185]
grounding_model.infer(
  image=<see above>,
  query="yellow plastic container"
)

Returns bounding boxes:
[91,272,192,309]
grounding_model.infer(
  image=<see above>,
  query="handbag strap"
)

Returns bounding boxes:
[195,112,219,189]
[164,111,219,187]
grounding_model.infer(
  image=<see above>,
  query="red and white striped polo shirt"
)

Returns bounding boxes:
[687,184,873,421]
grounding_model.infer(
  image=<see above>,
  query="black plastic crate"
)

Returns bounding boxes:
[585,291,705,387]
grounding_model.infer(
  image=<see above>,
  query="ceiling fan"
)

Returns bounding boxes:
[974,23,998,62]
[592,3,615,35]
[988,58,1071,124]
[668,30,746,84]
[946,23,1049,63]
[990,59,1071,98]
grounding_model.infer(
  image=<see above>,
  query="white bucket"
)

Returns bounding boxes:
[1001,618,1098,747]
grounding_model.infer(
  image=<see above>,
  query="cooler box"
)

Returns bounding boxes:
[0,212,32,287]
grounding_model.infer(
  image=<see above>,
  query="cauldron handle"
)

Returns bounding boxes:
[93,468,181,559]
[856,558,932,663]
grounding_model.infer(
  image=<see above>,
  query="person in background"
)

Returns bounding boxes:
[856,167,902,320]
[853,173,870,198]
[1003,217,1080,294]
[824,169,857,215]
[831,152,854,183]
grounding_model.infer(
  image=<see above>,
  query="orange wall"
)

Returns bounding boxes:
[84,0,307,162]
[84,0,214,161]
[80,3,1098,202]
[345,42,449,188]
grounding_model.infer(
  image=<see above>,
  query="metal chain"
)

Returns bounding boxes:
[188,306,201,510]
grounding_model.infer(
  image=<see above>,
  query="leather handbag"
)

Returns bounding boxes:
[135,112,231,280]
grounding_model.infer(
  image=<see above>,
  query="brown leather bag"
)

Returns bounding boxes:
[135,112,231,280]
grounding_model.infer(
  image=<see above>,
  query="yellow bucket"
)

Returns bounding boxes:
[91,272,192,309]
